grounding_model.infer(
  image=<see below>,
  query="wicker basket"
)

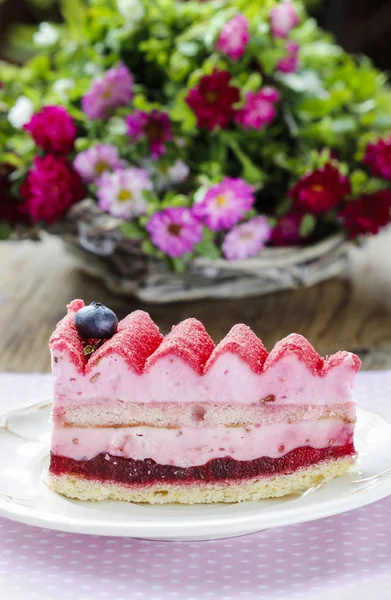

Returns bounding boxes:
[58,199,348,303]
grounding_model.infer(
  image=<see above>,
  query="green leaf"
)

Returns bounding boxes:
[278,70,323,94]
[59,0,85,36]
[120,221,145,240]
[201,227,215,242]
[141,240,156,256]
[171,257,186,273]
[350,170,367,196]
[241,72,262,94]
[226,138,265,187]
[0,153,23,168]
[299,214,316,238]
[275,197,291,216]
[195,238,221,260]
[143,190,160,207]
[331,116,357,134]
[0,222,12,240]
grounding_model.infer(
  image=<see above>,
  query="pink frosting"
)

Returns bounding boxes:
[51,351,358,407]
[51,419,354,467]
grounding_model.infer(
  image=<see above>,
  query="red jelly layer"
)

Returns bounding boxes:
[49,443,355,485]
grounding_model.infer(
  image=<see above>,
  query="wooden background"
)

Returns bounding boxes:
[1,231,391,372]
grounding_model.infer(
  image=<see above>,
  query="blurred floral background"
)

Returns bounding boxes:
[1,0,391,303]
[2,1,391,66]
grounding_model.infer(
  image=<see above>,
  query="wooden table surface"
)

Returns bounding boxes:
[1,232,391,372]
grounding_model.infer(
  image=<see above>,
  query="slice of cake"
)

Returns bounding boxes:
[45,299,361,504]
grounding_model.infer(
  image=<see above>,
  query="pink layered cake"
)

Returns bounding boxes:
[46,299,361,503]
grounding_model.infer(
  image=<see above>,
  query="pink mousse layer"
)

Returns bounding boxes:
[51,420,354,467]
[51,352,358,408]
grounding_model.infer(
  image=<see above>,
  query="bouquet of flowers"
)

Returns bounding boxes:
[1,0,391,274]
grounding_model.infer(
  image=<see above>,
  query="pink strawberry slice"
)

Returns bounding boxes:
[145,318,215,375]
[87,310,163,375]
[205,324,268,374]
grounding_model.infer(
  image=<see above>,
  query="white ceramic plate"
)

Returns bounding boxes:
[1,401,391,541]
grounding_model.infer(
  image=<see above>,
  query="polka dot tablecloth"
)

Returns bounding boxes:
[1,372,391,600]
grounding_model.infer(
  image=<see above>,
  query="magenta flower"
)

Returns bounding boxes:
[24,106,76,154]
[185,69,240,131]
[363,136,391,180]
[271,213,303,246]
[146,207,203,258]
[215,14,250,62]
[269,3,300,38]
[73,144,125,183]
[126,109,172,158]
[81,63,134,120]
[20,155,85,225]
[235,88,279,131]
[258,87,281,103]
[97,167,152,218]
[193,177,255,231]
[277,41,300,73]
[222,216,271,260]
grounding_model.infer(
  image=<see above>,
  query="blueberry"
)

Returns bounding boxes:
[75,302,118,339]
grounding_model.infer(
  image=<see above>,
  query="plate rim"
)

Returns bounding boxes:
[1,405,391,540]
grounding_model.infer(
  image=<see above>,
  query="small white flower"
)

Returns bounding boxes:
[53,78,75,101]
[84,63,101,76]
[117,0,145,29]
[33,22,59,47]
[168,160,190,184]
[107,117,128,136]
[152,159,190,192]
[8,96,34,129]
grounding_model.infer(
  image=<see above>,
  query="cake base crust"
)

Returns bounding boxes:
[45,457,354,504]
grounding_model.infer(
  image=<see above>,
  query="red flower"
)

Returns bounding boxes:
[270,213,303,246]
[185,70,240,131]
[0,164,30,226]
[20,155,85,224]
[289,163,351,215]
[24,106,77,154]
[364,136,391,180]
[339,190,391,238]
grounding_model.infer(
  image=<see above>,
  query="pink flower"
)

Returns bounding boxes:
[277,41,300,73]
[24,106,77,154]
[126,109,172,158]
[270,213,303,246]
[20,155,85,224]
[269,2,300,38]
[146,207,203,258]
[193,177,255,231]
[185,69,240,131]
[222,216,271,260]
[97,168,152,218]
[73,144,125,183]
[235,88,279,131]
[363,136,391,180]
[215,14,250,61]
[81,64,134,120]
